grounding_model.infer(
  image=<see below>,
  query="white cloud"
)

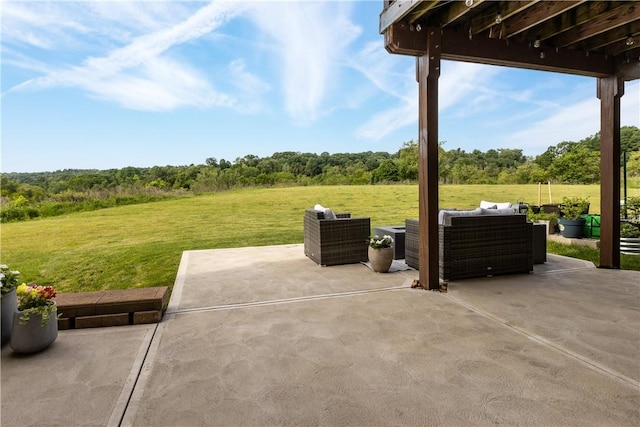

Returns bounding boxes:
[355,100,417,140]
[247,1,361,124]
[354,60,501,141]
[86,57,235,111]
[226,59,271,113]
[4,1,246,111]
[439,62,502,114]
[507,97,598,152]
[350,41,416,140]
[1,2,90,49]
[505,81,640,154]
[1,1,196,48]
[348,40,415,102]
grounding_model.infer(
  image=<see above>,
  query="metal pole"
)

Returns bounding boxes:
[623,150,628,219]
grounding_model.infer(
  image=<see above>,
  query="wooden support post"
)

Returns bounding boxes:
[417,28,441,290]
[597,76,623,268]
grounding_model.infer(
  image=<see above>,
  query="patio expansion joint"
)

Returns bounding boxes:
[106,323,159,427]
[117,315,172,427]
[445,294,640,390]
[167,283,413,316]
[535,266,597,275]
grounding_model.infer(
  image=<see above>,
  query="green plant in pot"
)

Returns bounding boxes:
[623,196,640,223]
[620,222,640,238]
[527,210,559,234]
[620,222,640,255]
[557,196,589,238]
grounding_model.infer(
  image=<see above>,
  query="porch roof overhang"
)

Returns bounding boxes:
[381,0,640,81]
[380,1,639,290]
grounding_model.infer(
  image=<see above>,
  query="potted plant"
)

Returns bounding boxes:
[367,235,394,273]
[557,196,590,238]
[10,283,59,354]
[528,211,559,234]
[623,196,640,222]
[620,222,640,255]
[1,265,20,345]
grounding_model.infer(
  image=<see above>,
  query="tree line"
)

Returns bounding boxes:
[1,126,639,222]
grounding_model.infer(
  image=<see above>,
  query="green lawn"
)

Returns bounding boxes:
[1,184,638,294]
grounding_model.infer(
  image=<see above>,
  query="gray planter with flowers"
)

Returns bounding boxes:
[10,304,58,353]
[9,283,59,354]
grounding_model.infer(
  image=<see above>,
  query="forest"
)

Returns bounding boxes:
[1,126,639,222]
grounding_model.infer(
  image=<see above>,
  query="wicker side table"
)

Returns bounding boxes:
[533,223,547,264]
[373,225,406,260]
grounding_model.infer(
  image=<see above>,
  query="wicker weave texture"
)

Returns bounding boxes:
[304,209,371,266]
[405,219,420,270]
[405,215,533,281]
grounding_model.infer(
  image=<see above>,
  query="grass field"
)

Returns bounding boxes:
[2,184,638,294]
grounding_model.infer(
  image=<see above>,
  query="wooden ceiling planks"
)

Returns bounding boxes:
[381,0,640,80]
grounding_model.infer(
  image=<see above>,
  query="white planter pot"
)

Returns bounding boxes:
[368,247,393,273]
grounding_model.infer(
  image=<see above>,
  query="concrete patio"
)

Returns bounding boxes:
[2,244,639,426]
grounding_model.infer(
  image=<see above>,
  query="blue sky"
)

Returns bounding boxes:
[2,1,639,173]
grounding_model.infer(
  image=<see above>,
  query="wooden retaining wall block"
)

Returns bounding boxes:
[55,287,169,330]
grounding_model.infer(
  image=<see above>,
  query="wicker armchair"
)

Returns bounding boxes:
[304,209,371,266]
[406,214,533,281]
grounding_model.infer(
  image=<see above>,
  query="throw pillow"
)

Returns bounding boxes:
[314,204,337,220]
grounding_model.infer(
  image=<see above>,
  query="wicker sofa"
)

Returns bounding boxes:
[304,209,371,266]
[405,210,533,281]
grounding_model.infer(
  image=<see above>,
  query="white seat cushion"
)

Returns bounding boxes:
[438,208,483,225]
[480,208,517,215]
[480,200,512,209]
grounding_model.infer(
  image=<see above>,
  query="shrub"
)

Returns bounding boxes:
[560,196,590,220]
[621,222,640,238]
[623,196,640,223]
[0,206,40,222]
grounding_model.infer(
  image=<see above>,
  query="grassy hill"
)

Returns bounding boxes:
[1,184,636,294]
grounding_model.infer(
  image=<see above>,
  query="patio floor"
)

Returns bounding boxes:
[2,244,639,426]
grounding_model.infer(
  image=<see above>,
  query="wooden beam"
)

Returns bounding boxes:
[580,23,640,52]
[597,76,623,269]
[441,27,615,77]
[511,1,612,44]
[385,23,428,56]
[555,3,640,48]
[417,28,441,290]
[406,0,439,24]
[607,40,640,57]
[380,0,434,34]
[502,1,586,38]
[616,57,640,81]
[434,0,485,27]
[471,1,539,35]
[385,25,617,76]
